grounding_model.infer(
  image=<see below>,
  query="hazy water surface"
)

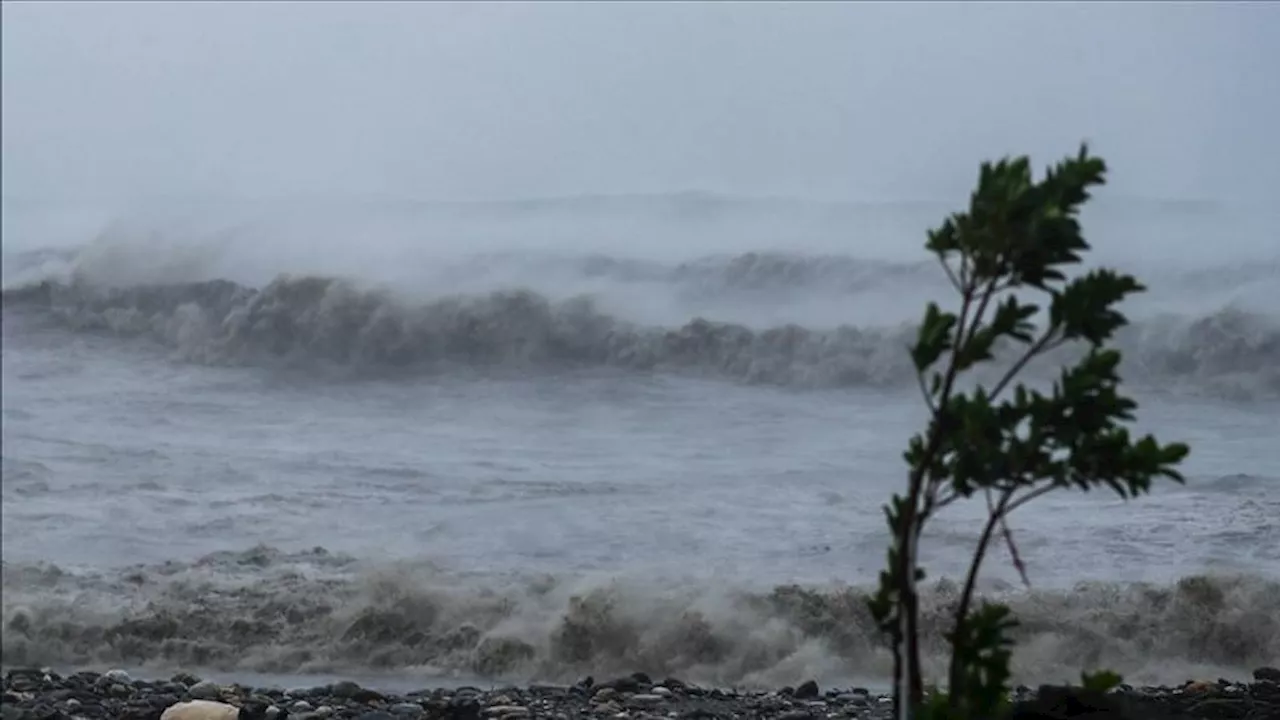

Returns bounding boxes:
[3,196,1278,690]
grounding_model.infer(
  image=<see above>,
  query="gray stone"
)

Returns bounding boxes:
[595,700,623,714]
[1255,666,1280,683]
[103,669,132,684]
[756,695,792,712]
[189,680,223,700]
[483,706,530,718]
[627,694,664,707]
[602,676,644,693]
[331,680,363,699]
[390,702,425,717]
[794,681,820,700]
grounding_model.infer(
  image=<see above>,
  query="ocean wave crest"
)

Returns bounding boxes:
[4,272,1278,398]
[2,546,1276,688]
[2,275,922,387]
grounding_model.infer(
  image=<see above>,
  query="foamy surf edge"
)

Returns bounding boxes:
[3,545,1276,689]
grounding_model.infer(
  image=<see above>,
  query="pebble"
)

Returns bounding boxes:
[484,705,531,718]
[109,682,133,697]
[160,699,241,720]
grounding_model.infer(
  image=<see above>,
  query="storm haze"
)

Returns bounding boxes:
[4,2,1277,204]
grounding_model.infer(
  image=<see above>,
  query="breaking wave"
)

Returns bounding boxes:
[2,546,1276,688]
[4,269,1279,398]
[0,244,943,302]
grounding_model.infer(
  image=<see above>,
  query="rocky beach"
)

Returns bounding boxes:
[4,667,1280,720]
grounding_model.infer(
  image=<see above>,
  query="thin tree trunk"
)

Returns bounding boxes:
[895,513,923,720]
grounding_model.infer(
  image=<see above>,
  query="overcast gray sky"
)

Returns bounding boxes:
[3,2,1277,203]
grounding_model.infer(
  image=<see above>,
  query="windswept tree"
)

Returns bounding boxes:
[867,145,1190,720]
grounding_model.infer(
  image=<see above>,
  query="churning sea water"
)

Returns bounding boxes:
[2,195,1277,691]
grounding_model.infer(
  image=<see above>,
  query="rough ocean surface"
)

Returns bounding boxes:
[2,196,1278,694]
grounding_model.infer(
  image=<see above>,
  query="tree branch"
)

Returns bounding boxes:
[948,488,1013,699]
[1003,483,1058,516]
[915,367,938,416]
[960,276,1001,353]
[938,255,963,294]
[998,513,1031,587]
[989,329,1061,401]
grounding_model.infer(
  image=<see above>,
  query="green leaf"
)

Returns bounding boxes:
[1050,269,1144,344]
[912,303,958,372]
[1081,670,1124,693]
